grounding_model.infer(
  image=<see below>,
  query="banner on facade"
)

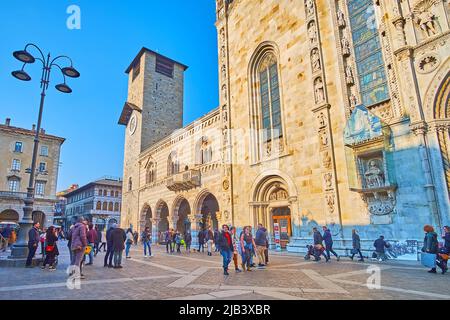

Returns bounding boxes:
[274,222,281,251]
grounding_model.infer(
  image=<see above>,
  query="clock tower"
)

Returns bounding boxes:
[118,48,188,228]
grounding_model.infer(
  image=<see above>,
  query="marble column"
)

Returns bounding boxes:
[189,214,203,248]
[151,218,160,244]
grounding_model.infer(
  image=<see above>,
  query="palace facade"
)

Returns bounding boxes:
[119,0,450,255]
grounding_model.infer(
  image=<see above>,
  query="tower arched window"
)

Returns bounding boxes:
[102,202,108,211]
[108,202,113,211]
[196,137,213,165]
[96,201,101,210]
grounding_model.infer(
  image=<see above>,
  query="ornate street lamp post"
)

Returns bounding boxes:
[9,43,79,261]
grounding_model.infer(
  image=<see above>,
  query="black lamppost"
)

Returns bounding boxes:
[9,43,79,261]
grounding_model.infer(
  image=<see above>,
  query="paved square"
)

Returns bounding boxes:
[0,242,449,300]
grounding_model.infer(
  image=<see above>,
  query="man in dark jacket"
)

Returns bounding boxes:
[214,229,220,252]
[94,226,102,256]
[111,224,126,268]
[255,224,268,267]
[86,224,97,265]
[104,225,115,268]
[198,228,205,252]
[312,227,328,262]
[350,229,364,261]
[70,217,88,278]
[1,225,12,252]
[443,226,450,252]
[185,232,192,252]
[217,225,233,275]
[322,226,340,261]
[374,235,389,261]
[25,222,41,267]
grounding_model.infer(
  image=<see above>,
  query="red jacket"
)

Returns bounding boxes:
[87,229,98,244]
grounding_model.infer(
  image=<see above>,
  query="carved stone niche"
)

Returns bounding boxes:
[344,104,397,225]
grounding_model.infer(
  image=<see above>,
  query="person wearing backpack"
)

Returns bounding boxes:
[185,232,192,253]
[125,228,134,259]
[175,231,182,253]
[422,225,439,274]
[42,226,59,271]
[198,228,205,253]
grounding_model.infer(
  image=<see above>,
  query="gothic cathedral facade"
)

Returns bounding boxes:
[119,0,450,255]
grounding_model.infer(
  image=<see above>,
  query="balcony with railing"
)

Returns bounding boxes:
[166,169,201,192]
[0,191,27,199]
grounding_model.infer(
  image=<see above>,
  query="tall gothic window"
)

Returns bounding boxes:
[259,54,282,142]
[146,162,156,184]
[347,0,389,106]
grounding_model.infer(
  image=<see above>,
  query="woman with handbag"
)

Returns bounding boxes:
[42,226,59,271]
[422,225,439,274]
[125,228,134,259]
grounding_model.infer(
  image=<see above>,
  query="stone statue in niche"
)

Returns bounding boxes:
[415,8,437,37]
[311,48,321,72]
[221,65,227,81]
[317,112,326,128]
[319,130,328,147]
[341,35,351,56]
[308,21,317,45]
[345,65,355,85]
[326,194,335,213]
[364,159,385,188]
[221,84,227,101]
[324,172,333,189]
[322,151,332,169]
[337,10,346,28]
[314,77,325,103]
[306,0,315,16]
[265,141,272,156]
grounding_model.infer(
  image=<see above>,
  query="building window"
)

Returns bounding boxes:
[167,152,179,176]
[146,162,157,184]
[155,55,174,78]
[96,201,101,210]
[14,142,23,153]
[8,179,19,192]
[110,190,114,197]
[40,146,49,157]
[103,190,108,196]
[38,162,47,173]
[108,202,113,211]
[11,159,21,171]
[102,202,108,211]
[128,177,133,191]
[132,59,141,81]
[258,54,283,142]
[35,181,46,196]
[115,191,119,198]
[196,137,213,165]
[347,0,389,106]
[114,203,120,212]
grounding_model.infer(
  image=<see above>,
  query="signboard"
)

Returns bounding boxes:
[273,223,281,251]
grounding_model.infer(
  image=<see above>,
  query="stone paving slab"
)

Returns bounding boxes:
[0,243,448,300]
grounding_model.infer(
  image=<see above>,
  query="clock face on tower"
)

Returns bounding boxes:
[129,114,137,135]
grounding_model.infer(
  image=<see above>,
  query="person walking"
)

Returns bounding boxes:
[214,228,220,252]
[165,229,173,254]
[141,227,153,257]
[322,226,340,261]
[69,217,88,279]
[422,225,439,274]
[255,223,268,267]
[85,224,97,265]
[198,228,205,253]
[133,231,139,246]
[175,231,182,253]
[94,226,102,256]
[67,225,74,265]
[349,229,364,262]
[39,228,46,258]
[312,227,328,262]
[373,235,389,261]
[217,225,233,275]
[104,224,115,268]
[98,229,107,253]
[240,226,256,271]
[438,226,450,274]
[111,224,126,269]
[25,222,40,268]
[185,232,192,253]
[207,227,214,256]
[42,226,59,270]
[125,228,134,259]
[230,227,242,272]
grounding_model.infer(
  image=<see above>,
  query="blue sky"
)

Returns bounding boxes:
[0,0,219,191]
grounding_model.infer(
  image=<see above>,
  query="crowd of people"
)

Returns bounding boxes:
[14,218,450,278]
